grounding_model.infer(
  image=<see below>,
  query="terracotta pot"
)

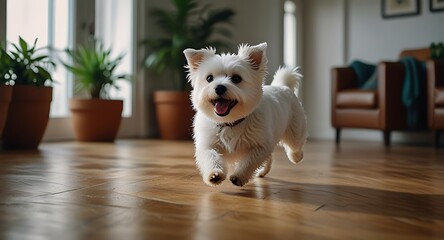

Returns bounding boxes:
[2,85,52,149]
[70,99,123,142]
[153,91,194,140]
[0,85,13,139]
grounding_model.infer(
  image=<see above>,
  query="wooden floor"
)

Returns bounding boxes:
[0,140,443,240]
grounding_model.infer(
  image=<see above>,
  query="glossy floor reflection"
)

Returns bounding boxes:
[0,140,443,239]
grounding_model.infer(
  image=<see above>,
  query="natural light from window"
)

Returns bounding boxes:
[96,0,134,117]
[7,0,73,117]
[284,0,297,67]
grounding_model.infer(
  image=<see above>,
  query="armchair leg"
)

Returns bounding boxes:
[435,130,441,149]
[336,128,341,145]
[383,130,391,147]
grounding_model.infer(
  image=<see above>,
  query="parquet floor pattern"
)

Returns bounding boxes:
[0,140,443,240]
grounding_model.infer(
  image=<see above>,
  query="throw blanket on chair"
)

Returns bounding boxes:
[350,60,376,88]
[400,56,427,130]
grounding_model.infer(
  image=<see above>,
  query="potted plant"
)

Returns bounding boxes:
[430,42,444,59]
[142,0,235,140]
[0,47,13,141]
[63,39,131,142]
[1,37,54,149]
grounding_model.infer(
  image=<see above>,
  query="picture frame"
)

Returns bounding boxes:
[430,0,444,12]
[382,0,420,19]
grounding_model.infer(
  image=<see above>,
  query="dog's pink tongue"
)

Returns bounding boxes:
[215,100,230,115]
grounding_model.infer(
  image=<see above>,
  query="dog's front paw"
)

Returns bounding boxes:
[229,175,248,187]
[204,170,226,186]
[255,167,269,178]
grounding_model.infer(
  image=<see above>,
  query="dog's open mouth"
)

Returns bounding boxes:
[211,98,238,116]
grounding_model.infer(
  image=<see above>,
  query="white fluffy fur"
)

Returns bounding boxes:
[184,43,307,187]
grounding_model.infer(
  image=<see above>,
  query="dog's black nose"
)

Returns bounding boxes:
[215,85,227,96]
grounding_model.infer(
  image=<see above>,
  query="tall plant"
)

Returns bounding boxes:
[0,37,54,86]
[63,39,131,99]
[142,0,235,91]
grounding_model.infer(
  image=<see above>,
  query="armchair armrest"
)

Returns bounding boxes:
[427,59,444,87]
[378,61,406,129]
[427,59,444,128]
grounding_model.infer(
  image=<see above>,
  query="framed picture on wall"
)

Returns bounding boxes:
[430,0,444,12]
[382,0,420,18]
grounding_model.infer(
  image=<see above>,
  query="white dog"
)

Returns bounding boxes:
[184,43,307,187]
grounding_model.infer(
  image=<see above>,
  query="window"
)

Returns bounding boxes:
[7,0,73,117]
[96,0,134,117]
[284,0,297,67]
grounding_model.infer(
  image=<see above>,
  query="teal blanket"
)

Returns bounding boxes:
[349,57,426,129]
[400,56,427,129]
[350,61,376,88]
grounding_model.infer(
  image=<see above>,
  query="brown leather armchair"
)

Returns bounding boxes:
[427,59,444,148]
[331,48,430,146]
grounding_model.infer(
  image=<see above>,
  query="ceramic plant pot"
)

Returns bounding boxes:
[153,91,194,140]
[70,99,123,142]
[0,85,13,140]
[2,85,52,149]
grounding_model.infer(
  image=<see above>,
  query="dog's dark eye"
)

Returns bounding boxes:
[231,74,242,84]
[206,75,214,83]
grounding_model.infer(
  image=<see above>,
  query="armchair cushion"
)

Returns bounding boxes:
[336,89,377,109]
[436,87,444,107]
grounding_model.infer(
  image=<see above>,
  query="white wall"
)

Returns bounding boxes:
[304,0,444,143]
[302,0,346,140]
[214,0,285,82]
[348,0,444,63]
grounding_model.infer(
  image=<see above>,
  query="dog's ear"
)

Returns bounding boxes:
[183,48,216,87]
[238,43,268,71]
[183,48,215,71]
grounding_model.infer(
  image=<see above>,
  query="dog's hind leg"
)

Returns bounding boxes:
[281,121,307,164]
[283,144,304,164]
[255,155,273,177]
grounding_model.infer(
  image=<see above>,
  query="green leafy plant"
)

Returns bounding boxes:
[63,39,131,99]
[0,45,12,85]
[430,42,444,60]
[142,0,235,91]
[0,37,54,86]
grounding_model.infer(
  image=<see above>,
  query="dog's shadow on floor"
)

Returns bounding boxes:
[222,177,444,221]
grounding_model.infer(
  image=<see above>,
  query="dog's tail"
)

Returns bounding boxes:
[271,66,303,97]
